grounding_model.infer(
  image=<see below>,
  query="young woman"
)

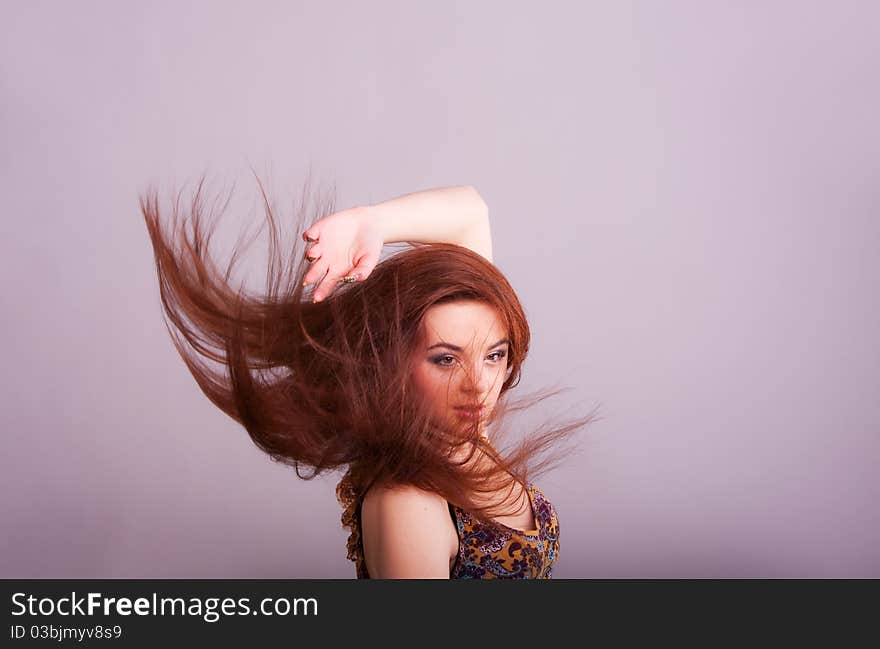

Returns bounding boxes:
[141,181,598,578]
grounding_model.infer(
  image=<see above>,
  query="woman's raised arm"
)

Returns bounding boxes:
[302,185,492,302]
[367,185,492,263]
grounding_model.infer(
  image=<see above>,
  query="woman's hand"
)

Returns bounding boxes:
[301,206,384,302]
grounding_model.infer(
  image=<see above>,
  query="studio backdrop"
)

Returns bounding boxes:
[1,0,877,578]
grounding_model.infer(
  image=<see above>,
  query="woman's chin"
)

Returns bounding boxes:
[440,413,478,429]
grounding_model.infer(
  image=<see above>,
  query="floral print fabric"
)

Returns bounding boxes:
[448,483,559,579]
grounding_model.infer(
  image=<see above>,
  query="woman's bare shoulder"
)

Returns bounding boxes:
[362,482,449,519]
[360,482,456,578]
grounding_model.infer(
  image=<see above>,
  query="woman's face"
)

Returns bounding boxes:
[410,300,510,435]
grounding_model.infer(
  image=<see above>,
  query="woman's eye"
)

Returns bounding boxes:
[430,350,507,367]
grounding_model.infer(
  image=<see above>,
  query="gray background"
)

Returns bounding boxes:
[2,1,877,578]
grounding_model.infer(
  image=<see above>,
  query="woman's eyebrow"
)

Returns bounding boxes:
[426,338,510,352]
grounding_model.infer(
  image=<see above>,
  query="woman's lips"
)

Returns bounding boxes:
[453,406,484,418]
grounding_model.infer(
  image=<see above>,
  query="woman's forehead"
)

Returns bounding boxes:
[419,300,507,346]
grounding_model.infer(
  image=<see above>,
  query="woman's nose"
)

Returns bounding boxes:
[460,362,492,394]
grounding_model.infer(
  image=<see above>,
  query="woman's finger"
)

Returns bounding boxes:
[303,260,328,288]
[349,251,378,282]
[304,243,321,263]
[312,267,339,303]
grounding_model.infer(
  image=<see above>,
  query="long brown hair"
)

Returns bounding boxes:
[139,174,601,546]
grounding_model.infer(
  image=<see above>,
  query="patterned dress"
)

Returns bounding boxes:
[337,477,560,579]
[449,483,559,579]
